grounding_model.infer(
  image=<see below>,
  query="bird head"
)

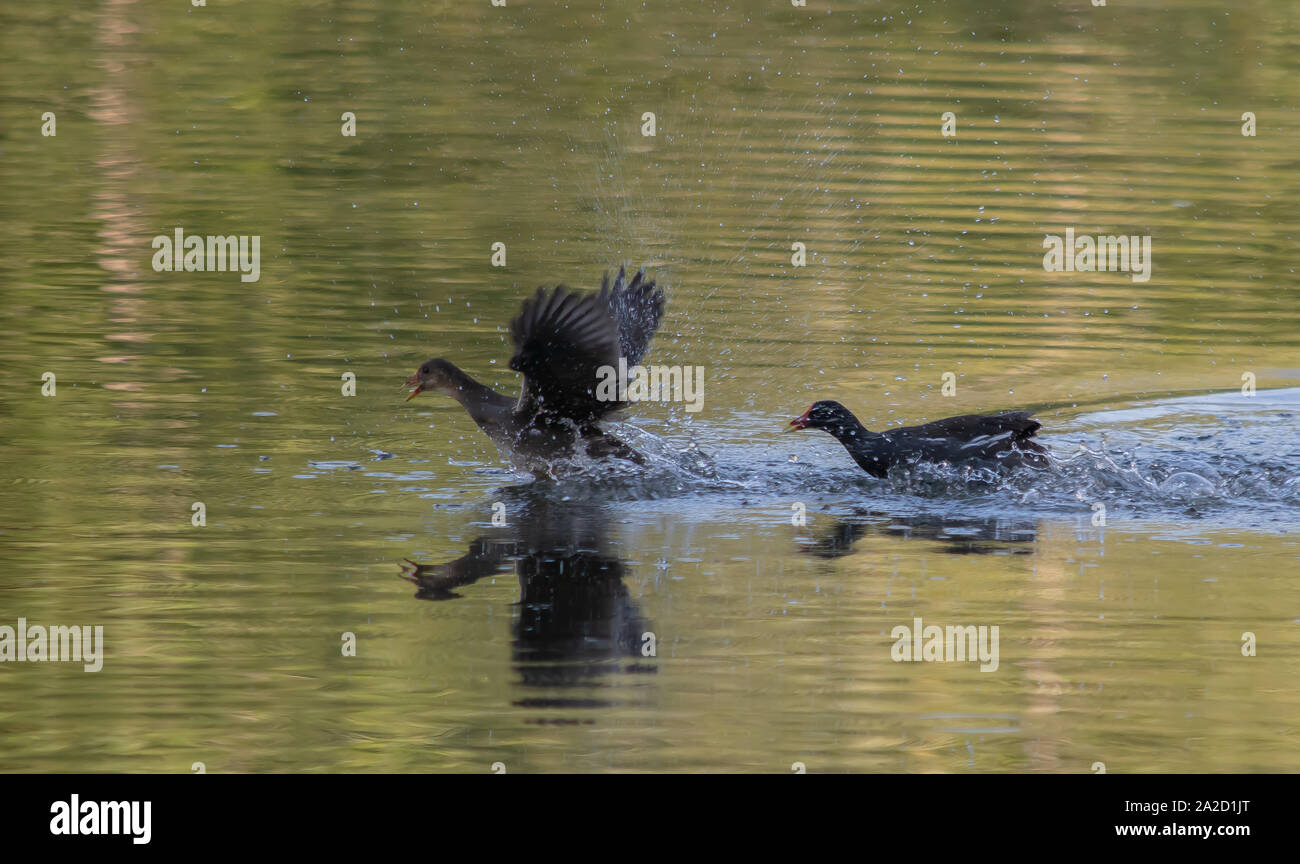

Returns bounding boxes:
[786,400,854,433]
[405,358,460,401]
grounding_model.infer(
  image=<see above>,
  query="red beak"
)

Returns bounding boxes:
[785,405,814,432]
[405,374,423,402]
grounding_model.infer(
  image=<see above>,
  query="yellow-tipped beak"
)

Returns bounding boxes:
[786,408,812,432]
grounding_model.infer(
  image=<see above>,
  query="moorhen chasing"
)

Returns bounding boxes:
[405,266,664,472]
[785,400,1048,478]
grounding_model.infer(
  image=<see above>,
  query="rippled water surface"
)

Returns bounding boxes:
[1,0,1298,772]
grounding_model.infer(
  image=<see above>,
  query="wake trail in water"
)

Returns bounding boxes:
[499,388,1300,533]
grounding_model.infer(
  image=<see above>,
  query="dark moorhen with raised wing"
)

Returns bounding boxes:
[405,266,664,472]
[786,400,1048,478]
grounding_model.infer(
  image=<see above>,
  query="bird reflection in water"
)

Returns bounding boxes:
[400,489,656,719]
[797,511,1039,559]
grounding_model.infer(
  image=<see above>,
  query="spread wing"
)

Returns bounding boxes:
[509,285,622,422]
[597,266,665,366]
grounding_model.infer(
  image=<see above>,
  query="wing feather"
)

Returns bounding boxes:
[902,411,1041,443]
[509,285,621,422]
[597,266,665,365]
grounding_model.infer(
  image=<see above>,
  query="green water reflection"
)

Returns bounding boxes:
[1,0,1297,772]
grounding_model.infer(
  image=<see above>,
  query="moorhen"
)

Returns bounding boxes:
[786,400,1048,478]
[405,266,664,471]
